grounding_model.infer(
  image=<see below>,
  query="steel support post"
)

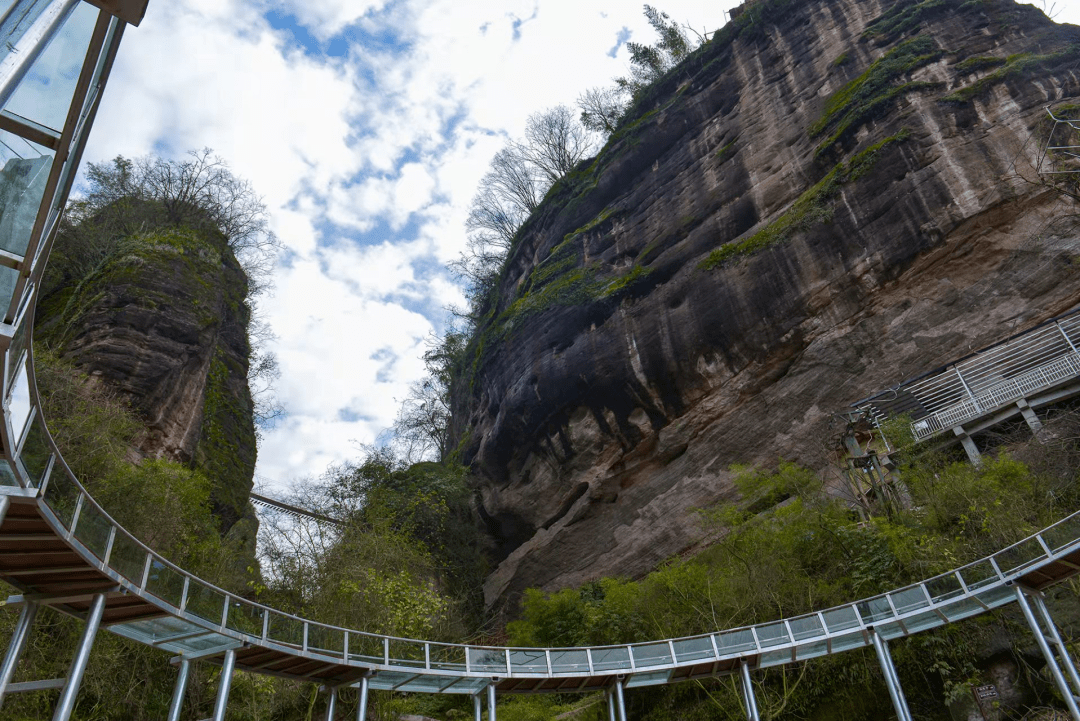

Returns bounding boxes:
[870,630,912,721]
[1015,586,1080,720]
[211,648,237,721]
[473,692,482,721]
[487,682,497,721]
[1033,592,1080,697]
[607,687,617,721]
[356,675,369,721]
[0,600,38,707]
[324,686,337,721]
[739,662,761,721]
[52,593,106,721]
[614,677,628,721]
[165,659,190,721]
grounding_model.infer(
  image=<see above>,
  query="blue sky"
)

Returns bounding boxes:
[80,0,1080,492]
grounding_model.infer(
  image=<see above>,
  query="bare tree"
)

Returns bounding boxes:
[577,86,628,136]
[518,105,599,184]
[391,329,465,462]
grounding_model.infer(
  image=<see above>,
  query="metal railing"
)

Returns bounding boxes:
[854,311,1080,441]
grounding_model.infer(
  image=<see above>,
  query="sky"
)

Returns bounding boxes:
[79,0,1080,494]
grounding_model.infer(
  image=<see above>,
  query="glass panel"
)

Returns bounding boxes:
[942,597,984,621]
[348,633,384,663]
[925,575,964,602]
[889,587,929,615]
[623,670,671,688]
[42,468,76,526]
[185,582,224,625]
[1043,515,1080,552]
[388,639,425,667]
[72,501,110,558]
[428,643,466,671]
[717,629,756,655]
[903,610,943,634]
[760,648,792,667]
[591,646,630,671]
[975,585,1014,607]
[673,636,714,663]
[631,642,673,667]
[755,622,790,648]
[994,537,1046,573]
[467,647,507,673]
[830,632,867,652]
[509,649,547,673]
[795,640,829,660]
[145,559,183,606]
[8,362,29,444]
[548,649,588,673]
[5,1,97,132]
[857,596,894,624]
[267,613,303,647]
[788,615,823,642]
[6,311,27,390]
[822,606,861,633]
[959,560,1000,590]
[108,532,146,582]
[310,625,344,655]
[225,599,263,637]
[398,676,455,693]
[876,621,904,640]
[0,131,53,256]
[17,417,50,485]
[0,0,53,65]
[0,459,16,486]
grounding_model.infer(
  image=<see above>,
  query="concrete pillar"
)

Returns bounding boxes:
[953,426,981,466]
[1017,399,1043,433]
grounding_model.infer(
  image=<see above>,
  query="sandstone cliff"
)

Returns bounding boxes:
[451,0,1080,610]
[36,207,257,533]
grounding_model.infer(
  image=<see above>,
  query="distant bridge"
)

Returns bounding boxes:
[2,3,1080,721]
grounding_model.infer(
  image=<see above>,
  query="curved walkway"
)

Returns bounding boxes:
[1,2,1080,721]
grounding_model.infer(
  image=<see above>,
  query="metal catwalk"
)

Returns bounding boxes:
[1,2,1080,720]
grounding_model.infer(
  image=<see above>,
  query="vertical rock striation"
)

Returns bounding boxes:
[451,0,1080,610]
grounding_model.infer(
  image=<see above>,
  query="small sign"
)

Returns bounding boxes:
[975,684,999,700]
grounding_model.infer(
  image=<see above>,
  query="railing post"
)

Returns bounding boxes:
[1057,320,1079,355]
[1015,586,1080,720]
[954,366,980,408]
[0,600,38,706]
[166,659,190,721]
[870,629,912,721]
[739,662,760,721]
[211,648,237,721]
[52,592,106,721]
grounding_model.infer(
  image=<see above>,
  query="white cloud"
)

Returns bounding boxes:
[81,0,739,491]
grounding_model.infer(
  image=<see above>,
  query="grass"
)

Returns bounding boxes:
[862,0,948,41]
[699,129,912,270]
[953,55,1007,74]
[941,45,1080,104]
[810,36,942,157]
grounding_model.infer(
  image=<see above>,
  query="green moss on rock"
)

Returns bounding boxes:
[700,130,912,270]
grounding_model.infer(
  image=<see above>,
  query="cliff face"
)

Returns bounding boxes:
[452,0,1080,610]
[36,218,257,532]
